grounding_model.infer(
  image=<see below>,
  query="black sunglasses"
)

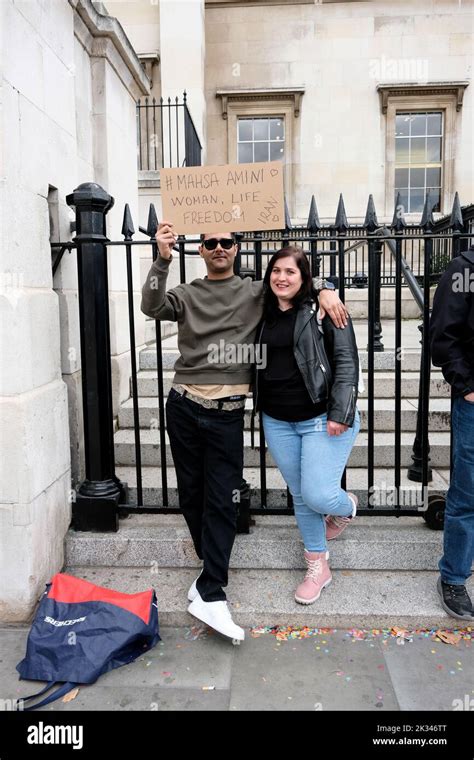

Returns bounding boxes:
[202,238,235,251]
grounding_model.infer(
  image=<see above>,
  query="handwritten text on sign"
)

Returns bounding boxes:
[160,161,285,234]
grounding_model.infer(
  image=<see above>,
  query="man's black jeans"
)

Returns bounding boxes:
[165,387,245,602]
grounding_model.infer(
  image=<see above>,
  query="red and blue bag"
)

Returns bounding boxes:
[16,573,160,710]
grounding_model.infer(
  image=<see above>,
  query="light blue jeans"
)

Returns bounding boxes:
[262,410,361,552]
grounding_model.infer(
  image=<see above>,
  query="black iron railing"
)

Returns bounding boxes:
[136,91,202,170]
[53,183,473,532]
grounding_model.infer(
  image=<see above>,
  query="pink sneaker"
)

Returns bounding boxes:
[294,550,332,605]
[325,492,358,540]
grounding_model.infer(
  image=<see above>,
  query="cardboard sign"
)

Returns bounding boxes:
[160,161,285,234]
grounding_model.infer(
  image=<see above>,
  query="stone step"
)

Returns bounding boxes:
[65,515,446,571]
[133,368,448,399]
[118,396,451,432]
[61,565,463,628]
[139,348,435,375]
[115,465,450,508]
[114,429,451,468]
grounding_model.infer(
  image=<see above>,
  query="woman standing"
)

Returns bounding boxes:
[254,246,361,604]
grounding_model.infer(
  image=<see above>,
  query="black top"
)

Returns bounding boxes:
[259,307,327,422]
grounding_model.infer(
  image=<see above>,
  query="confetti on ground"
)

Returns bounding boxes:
[184,625,209,641]
[436,631,462,646]
[63,688,80,703]
[249,625,473,643]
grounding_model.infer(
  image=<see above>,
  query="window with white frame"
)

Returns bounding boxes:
[394,111,443,213]
[237,117,285,164]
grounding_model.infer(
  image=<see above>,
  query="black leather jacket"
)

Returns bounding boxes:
[253,300,359,427]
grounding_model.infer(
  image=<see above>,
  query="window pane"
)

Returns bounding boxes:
[254,142,269,162]
[270,118,284,140]
[427,188,441,212]
[410,137,426,163]
[410,114,427,136]
[427,136,441,162]
[410,188,425,213]
[410,168,425,188]
[238,143,253,163]
[395,168,409,187]
[426,167,441,187]
[395,114,410,137]
[270,141,285,161]
[395,138,410,162]
[238,119,252,141]
[254,119,269,141]
[427,113,442,136]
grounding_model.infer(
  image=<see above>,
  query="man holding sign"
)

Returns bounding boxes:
[141,220,348,642]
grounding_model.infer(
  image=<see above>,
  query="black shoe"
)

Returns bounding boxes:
[437,577,474,621]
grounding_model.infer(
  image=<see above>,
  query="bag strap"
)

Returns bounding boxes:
[18,681,79,711]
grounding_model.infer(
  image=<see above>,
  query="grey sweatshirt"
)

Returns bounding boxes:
[141,255,265,384]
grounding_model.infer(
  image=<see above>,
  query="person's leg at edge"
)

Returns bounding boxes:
[438,396,474,620]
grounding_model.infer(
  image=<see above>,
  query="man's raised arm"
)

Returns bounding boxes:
[140,222,184,322]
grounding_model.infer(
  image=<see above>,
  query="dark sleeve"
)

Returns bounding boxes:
[322,315,359,426]
[429,259,474,396]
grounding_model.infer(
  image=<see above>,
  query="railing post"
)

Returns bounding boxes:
[408,193,435,483]
[66,182,126,531]
[407,324,432,482]
[364,194,384,352]
[372,238,384,351]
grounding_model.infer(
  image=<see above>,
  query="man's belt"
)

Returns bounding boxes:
[172,384,246,411]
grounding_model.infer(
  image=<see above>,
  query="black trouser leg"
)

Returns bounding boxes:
[166,389,205,559]
[165,389,244,602]
[198,406,244,601]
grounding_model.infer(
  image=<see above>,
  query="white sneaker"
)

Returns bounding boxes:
[187,596,245,641]
[188,570,203,602]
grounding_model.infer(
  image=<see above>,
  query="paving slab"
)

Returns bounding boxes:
[229,631,399,711]
[381,634,474,712]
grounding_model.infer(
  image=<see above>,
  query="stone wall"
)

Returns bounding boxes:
[0,0,149,621]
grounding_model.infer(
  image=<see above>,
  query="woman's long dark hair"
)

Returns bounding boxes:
[262,246,318,322]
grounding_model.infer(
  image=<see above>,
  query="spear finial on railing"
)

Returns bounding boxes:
[391,191,407,232]
[450,191,463,231]
[146,203,159,238]
[284,196,292,230]
[420,191,436,231]
[335,193,348,232]
[363,194,379,232]
[121,204,135,239]
[307,195,321,232]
